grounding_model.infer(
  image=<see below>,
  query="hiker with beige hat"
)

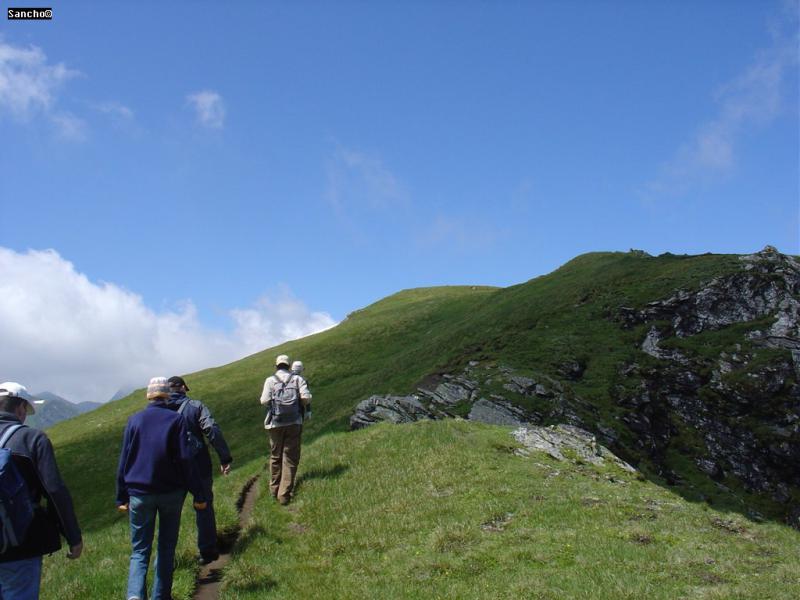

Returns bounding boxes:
[259,355,312,505]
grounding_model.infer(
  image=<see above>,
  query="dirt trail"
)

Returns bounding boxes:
[193,476,259,600]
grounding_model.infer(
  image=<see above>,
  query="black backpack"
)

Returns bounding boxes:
[0,425,34,553]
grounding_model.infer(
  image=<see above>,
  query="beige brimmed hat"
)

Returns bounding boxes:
[146,377,170,400]
[275,354,290,368]
[0,382,36,415]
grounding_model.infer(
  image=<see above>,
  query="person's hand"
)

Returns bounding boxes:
[194,501,208,510]
[220,463,232,476]
[117,504,128,514]
[67,541,83,559]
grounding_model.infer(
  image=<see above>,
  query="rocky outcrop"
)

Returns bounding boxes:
[621,246,800,340]
[640,326,688,363]
[349,394,447,429]
[513,424,636,473]
[469,398,530,427]
[350,247,799,525]
[350,364,576,431]
[614,247,800,504]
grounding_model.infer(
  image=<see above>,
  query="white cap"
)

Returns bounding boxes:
[291,361,304,374]
[0,382,36,415]
[275,354,290,367]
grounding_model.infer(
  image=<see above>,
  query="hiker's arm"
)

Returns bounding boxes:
[259,378,272,406]
[197,403,233,466]
[116,423,132,507]
[298,376,312,407]
[34,433,82,547]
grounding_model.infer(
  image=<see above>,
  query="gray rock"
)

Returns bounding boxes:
[350,394,442,430]
[633,248,800,338]
[558,360,585,381]
[503,375,537,395]
[512,424,636,473]
[641,326,688,363]
[350,364,584,433]
[430,380,475,405]
[611,247,800,497]
[596,423,619,443]
[696,458,723,479]
[773,483,791,504]
[468,398,531,427]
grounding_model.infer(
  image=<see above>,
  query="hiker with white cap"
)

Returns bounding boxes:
[0,382,83,599]
[260,355,312,505]
[116,377,208,600]
[291,361,312,421]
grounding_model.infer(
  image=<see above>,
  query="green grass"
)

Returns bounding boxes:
[36,250,798,599]
[221,421,800,599]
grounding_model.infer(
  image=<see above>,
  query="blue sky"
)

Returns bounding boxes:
[0,1,798,401]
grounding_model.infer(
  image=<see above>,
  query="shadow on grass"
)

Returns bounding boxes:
[232,523,284,556]
[294,464,349,493]
[227,576,279,594]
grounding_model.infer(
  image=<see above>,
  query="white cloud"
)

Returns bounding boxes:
[0,39,86,139]
[186,90,225,129]
[95,101,134,120]
[0,248,336,403]
[643,11,798,198]
[50,111,87,141]
[231,286,336,351]
[0,40,78,116]
[325,146,407,213]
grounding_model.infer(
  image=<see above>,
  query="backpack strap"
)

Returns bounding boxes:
[177,399,189,416]
[272,372,289,394]
[0,424,25,449]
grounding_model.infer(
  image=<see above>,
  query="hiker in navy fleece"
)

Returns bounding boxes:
[116,377,207,600]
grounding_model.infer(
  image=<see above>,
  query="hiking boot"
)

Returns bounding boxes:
[198,552,219,565]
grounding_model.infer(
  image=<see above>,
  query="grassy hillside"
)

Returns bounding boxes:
[223,420,799,599]
[39,251,797,599]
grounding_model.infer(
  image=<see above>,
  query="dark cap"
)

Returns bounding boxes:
[167,376,190,391]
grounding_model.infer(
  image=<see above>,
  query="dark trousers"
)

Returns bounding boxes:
[268,424,302,502]
[195,476,217,558]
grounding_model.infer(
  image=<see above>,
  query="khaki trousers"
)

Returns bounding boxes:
[268,424,302,502]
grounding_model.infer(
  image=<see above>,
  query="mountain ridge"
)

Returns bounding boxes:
[36,246,800,599]
[27,392,102,430]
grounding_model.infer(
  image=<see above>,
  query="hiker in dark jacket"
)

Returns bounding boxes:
[0,382,82,600]
[116,377,207,600]
[166,375,232,565]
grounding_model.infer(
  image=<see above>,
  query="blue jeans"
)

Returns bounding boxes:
[195,477,217,559]
[0,556,43,600]
[127,490,186,600]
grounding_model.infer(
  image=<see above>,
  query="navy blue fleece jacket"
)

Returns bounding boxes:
[116,399,205,505]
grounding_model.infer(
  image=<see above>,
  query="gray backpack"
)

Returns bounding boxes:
[271,374,301,424]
